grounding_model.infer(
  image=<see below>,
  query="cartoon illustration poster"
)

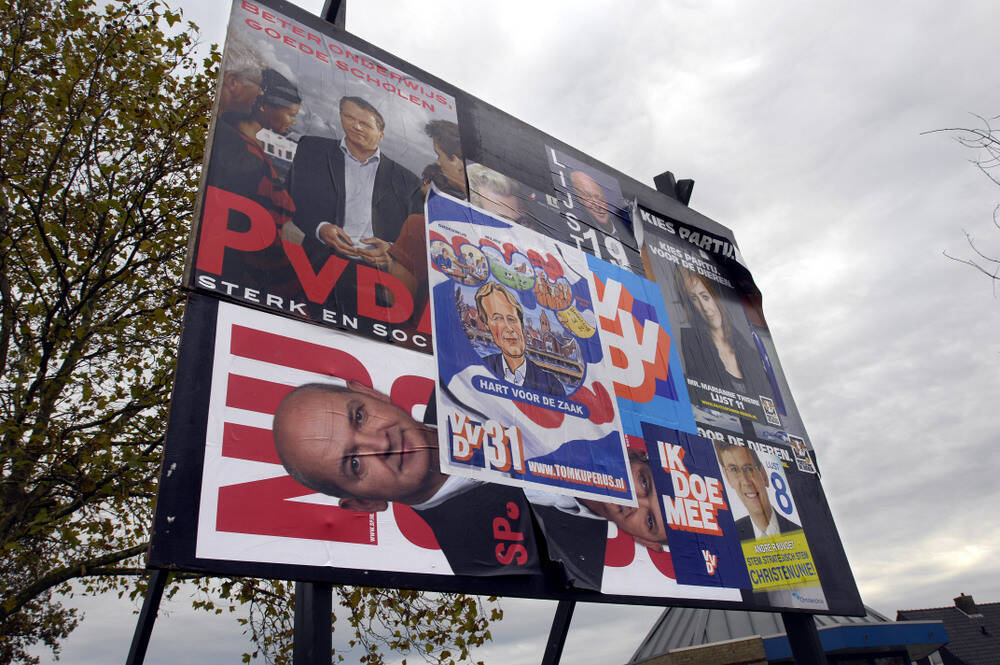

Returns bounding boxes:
[426,190,636,505]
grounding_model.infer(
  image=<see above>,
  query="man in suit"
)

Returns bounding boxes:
[272,381,541,577]
[287,96,419,264]
[568,169,634,242]
[474,282,566,397]
[714,442,799,540]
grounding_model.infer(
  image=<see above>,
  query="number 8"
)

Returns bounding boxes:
[771,472,793,514]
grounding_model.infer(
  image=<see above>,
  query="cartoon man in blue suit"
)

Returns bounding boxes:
[475,282,565,397]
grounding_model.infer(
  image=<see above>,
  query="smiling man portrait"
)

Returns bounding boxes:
[714,441,798,540]
[475,282,565,397]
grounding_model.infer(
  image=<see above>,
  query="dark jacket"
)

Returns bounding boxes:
[735,512,799,541]
[483,353,566,397]
[287,135,419,259]
[529,504,607,591]
[414,483,542,577]
[680,325,772,401]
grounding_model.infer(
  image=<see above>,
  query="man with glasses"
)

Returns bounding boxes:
[714,442,798,540]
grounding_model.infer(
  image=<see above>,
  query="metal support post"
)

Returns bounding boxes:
[293,581,333,665]
[540,599,576,665]
[781,611,829,665]
[125,569,168,665]
[321,0,346,28]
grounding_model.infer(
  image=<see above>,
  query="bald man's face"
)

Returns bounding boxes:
[570,170,610,227]
[274,384,442,509]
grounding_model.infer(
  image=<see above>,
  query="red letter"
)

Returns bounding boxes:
[356,265,414,323]
[603,528,635,567]
[217,476,374,543]
[282,243,349,303]
[392,503,440,550]
[492,517,524,542]
[495,543,528,566]
[196,186,276,274]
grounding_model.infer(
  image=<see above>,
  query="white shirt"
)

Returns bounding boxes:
[752,509,781,539]
[315,138,381,246]
[409,475,480,511]
[502,357,527,386]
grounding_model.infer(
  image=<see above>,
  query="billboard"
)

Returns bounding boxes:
[155,0,862,615]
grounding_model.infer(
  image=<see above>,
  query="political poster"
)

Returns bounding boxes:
[637,423,749,591]
[711,436,827,609]
[425,190,636,506]
[634,202,837,609]
[635,203,814,450]
[152,295,753,601]
[595,424,826,610]
[155,296,544,580]
[586,255,697,438]
[153,292,826,606]
[546,146,637,254]
[186,0,463,353]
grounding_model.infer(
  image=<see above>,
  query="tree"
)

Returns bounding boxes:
[0,0,498,662]
[928,114,1000,287]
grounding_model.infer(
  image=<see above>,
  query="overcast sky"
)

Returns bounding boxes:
[32,1,1000,664]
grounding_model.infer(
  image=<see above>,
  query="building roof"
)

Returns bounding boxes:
[630,605,886,660]
[897,596,1000,665]
[630,605,946,664]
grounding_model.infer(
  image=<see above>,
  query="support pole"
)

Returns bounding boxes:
[781,612,829,665]
[320,0,346,28]
[540,599,575,665]
[125,569,168,665]
[293,581,332,665]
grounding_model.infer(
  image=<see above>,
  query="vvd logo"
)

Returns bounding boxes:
[703,549,718,575]
[592,276,672,403]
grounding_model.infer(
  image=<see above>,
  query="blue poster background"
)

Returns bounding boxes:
[586,256,697,438]
[641,422,751,589]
